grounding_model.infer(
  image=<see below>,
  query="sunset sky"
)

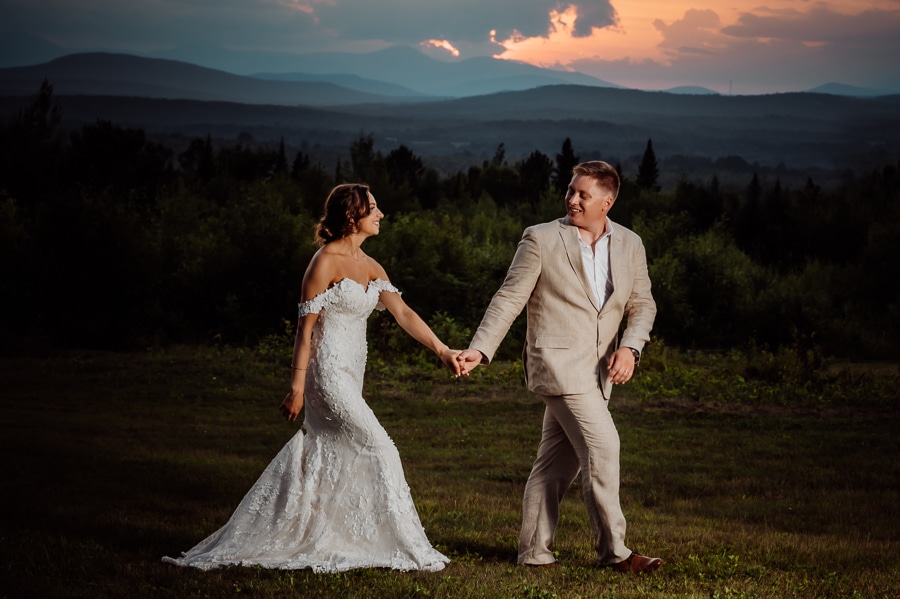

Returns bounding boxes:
[3,0,899,94]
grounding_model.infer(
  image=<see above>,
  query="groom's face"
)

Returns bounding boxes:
[565,174,614,229]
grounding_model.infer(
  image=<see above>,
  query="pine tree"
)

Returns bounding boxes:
[518,150,554,204]
[636,138,659,190]
[274,137,288,174]
[0,78,63,205]
[490,142,506,168]
[553,137,579,192]
[291,150,310,180]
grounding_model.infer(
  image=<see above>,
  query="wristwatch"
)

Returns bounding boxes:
[627,347,641,365]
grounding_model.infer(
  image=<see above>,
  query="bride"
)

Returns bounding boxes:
[164,183,460,572]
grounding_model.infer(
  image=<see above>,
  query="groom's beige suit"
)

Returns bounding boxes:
[469,216,656,565]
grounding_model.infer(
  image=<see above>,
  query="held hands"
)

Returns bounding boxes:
[279,390,304,422]
[607,347,637,385]
[455,349,484,377]
[439,348,464,377]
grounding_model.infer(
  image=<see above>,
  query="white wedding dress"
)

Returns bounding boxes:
[163,278,449,572]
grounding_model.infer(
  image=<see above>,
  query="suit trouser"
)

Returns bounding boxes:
[517,389,631,565]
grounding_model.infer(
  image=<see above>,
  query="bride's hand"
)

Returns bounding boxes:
[440,348,464,377]
[456,349,484,377]
[279,391,304,422]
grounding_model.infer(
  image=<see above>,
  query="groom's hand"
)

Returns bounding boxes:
[608,347,637,384]
[456,349,484,376]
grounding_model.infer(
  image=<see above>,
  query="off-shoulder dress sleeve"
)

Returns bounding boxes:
[369,279,401,311]
[298,287,335,317]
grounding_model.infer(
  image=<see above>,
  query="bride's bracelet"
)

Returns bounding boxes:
[291,366,307,371]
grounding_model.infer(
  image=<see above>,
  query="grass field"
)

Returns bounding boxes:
[0,346,897,598]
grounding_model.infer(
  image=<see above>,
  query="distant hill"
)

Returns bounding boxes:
[252,72,433,99]
[151,42,309,77]
[0,53,408,106]
[663,86,719,95]
[346,84,899,122]
[807,82,900,98]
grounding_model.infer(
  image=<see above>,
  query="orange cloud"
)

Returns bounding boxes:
[493,1,896,73]
[493,5,644,67]
[421,39,460,57]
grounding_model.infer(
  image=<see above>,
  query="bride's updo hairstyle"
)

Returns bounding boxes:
[315,183,372,246]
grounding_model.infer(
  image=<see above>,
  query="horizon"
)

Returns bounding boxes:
[2,0,899,96]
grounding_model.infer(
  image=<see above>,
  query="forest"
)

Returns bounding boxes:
[1,81,898,361]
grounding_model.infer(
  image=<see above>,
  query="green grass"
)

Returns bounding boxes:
[1,346,897,598]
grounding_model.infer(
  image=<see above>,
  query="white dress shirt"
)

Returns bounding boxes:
[577,219,614,310]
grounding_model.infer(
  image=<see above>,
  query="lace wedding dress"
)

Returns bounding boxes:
[163,278,449,572]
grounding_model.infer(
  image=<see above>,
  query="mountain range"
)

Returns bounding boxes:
[2,30,898,99]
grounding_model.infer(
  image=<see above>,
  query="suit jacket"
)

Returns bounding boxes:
[470,217,656,398]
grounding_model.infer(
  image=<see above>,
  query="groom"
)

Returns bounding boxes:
[457,160,661,572]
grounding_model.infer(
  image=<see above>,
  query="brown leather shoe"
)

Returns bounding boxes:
[610,552,663,573]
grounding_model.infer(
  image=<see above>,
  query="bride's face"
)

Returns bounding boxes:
[357,192,384,237]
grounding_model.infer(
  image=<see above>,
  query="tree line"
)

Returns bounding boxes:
[1,82,898,360]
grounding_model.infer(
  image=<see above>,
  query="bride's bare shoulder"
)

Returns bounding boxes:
[364,255,389,282]
[303,249,345,300]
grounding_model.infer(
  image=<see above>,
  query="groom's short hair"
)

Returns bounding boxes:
[573,161,620,200]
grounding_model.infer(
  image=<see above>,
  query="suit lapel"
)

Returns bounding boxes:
[559,219,601,312]
[602,221,625,315]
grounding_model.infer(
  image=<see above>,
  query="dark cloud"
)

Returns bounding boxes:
[1,0,620,51]
[569,2,618,38]
[308,0,617,44]
[722,7,900,42]
[1,0,321,52]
